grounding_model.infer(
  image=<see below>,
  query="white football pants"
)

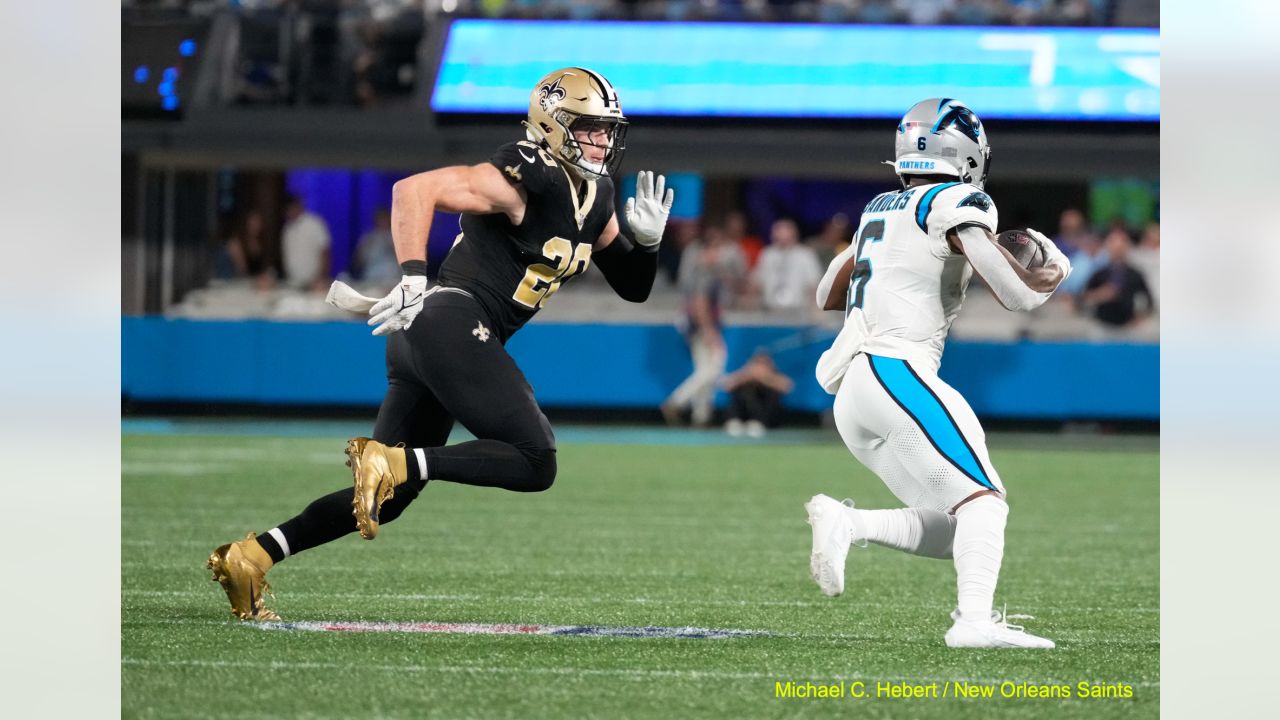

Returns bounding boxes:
[833,353,1004,513]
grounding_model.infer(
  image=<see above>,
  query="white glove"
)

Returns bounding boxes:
[624,170,675,248]
[1026,228,1072,280]
[368,275,427,337]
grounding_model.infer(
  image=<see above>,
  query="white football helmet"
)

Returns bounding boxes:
[890,98,991,189]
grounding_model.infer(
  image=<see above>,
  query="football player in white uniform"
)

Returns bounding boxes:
[804,99,1072,649]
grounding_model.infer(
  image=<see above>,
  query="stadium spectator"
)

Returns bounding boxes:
[215,209,277,291]
[951,0,1004,24]
[1081,227,1154,329]
[1053,0,1097,25]
[280,194,332,292]
[1058,222,1109,299]
[898,0,957,25]
[1053,207,1096,257]
[1007,0,1051,24]
[663,229,732,427]
[685,223,750,307]
[858,0,906,23]
[751,217,823,311]
[350,208,400,285]
[659,218,701,286]
[725,210,764,269]
[1129,220,1160,306]
[722,349,795,437]
[806,212,853,271]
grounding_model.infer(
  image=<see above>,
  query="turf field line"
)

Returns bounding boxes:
[123,618,1154,648]
[120,658,1159,689]
[123,588,1158,614]
[259,619,769,639]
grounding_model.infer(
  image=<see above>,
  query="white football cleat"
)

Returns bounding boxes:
[944,609,1055,649]
[804,494,855,596]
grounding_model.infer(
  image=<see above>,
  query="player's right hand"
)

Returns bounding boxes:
[368,275,427,337]
[1026,228,1072,280]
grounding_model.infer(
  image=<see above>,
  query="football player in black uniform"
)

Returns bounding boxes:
[207,67,674,620]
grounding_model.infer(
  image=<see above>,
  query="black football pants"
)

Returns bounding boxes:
[273,291,556,556]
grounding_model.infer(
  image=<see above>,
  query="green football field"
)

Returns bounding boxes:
[122,423,1158,719]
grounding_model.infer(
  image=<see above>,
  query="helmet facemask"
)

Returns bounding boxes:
[560,113,628,180]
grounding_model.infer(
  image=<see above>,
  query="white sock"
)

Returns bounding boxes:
[952,495,1008,621]
[847,507,957,559]
[267,527,291,559]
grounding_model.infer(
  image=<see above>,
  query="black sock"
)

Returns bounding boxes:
[254,529,287,564]
[404,446,426,481]
[263,480,429,561]
[275,487,361,556]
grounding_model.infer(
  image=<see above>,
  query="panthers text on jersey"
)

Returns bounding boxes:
[840,181,998,373]
[437,140,616,342]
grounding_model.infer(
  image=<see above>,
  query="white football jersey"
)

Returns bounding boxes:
[841,181,998,373]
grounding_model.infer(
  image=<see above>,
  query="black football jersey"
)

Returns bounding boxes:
[437,140,616,342]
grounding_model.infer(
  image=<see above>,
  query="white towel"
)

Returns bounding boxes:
[815,311,869,395]
[325,280,380,314]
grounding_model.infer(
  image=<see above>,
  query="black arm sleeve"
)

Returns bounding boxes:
[593,233,658,303]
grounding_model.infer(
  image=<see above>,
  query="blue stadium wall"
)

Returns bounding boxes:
[121,317,1158,420]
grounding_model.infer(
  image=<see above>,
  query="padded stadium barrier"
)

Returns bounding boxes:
[122,317,1158,420]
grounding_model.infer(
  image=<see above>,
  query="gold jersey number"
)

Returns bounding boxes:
[513,237,592,309]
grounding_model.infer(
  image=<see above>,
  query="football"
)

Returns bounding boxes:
[996,228,1047,269]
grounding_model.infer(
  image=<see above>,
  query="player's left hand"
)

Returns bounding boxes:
[368,275,428,336]
[1026,228,1072,280]
[625,170,675,248]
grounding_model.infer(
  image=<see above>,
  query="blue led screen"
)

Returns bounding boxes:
[433,21,1158,121]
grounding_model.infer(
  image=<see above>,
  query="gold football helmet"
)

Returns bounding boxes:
[524,67,627,180]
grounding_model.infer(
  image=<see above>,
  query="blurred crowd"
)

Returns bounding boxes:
[127,0,1148,26]
[197,194,1159,338]
[185,194,1157,434]
[443,0,1125,25]
[657,207,1158,331]
[651,206,1157,431]
[124,0,1155,107]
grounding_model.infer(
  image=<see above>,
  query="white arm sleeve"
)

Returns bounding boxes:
[815,242,859,310]
[956,225,1052,312]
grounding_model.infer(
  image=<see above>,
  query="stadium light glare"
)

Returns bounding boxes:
[157,81,176,97]
[161,96,179,111]
[133,66,149,84]
[162,67,179,82]
[179,39,197,57]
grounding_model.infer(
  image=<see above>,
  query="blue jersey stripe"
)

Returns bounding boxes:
[914,182,960,233]
[868,355,994,490]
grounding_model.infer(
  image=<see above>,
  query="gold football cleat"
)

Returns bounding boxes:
[206,532,279,621]
[345,437,409,540]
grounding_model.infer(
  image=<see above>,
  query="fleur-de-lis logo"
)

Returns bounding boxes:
[472,321,491,343]
[537,76,567,111]
[504,165,522,181]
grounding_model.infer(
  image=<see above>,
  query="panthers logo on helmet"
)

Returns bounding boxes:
[934,100,982,144]
[537,76,567,111]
